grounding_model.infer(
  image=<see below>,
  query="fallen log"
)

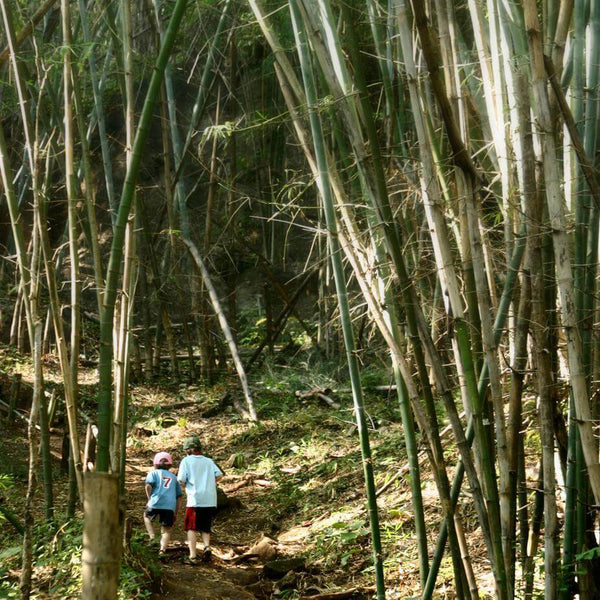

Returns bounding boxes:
[255,479,276,488]
[201,391,232,417]
[224,472,269,492]
[334,385,397,394]
[227,479,252,492]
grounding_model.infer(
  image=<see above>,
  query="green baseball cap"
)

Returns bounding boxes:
[184,435,201,450]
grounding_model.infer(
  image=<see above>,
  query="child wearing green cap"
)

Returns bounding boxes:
[178,436,223,564]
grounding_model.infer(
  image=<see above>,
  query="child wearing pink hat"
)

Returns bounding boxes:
[143,452,182,557]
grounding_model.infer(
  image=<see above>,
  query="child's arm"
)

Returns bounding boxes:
[145,483,153,503]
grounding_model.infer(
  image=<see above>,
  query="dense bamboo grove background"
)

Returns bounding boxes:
[2,0,600,597]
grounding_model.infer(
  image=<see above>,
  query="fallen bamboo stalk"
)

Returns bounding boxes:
[0,501,24,535]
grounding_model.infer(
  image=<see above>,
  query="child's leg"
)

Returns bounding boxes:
[200,531,212,561]
[143,513,155,540]
[160,526,172,552]
[187,530,197,559]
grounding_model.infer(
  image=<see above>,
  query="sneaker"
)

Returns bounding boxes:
[158,549,167,559]
[182,556,197,566]
[202,547,212,563]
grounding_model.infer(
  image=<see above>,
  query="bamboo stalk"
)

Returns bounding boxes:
[0,0,60,67]
[62,0,82,487]
[96,0,190,472]
[19,321,43,600]
[183,238,257,421]
[289,3,385,596]
[77,0,117,226]
[523,0,600,508]
[111,0,137,477]
[81,473,122,600]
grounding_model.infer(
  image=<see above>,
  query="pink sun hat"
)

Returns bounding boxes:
[153,452,173,466]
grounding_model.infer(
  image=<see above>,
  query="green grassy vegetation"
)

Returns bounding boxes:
[0,344,456,598]
[0,517,160,599]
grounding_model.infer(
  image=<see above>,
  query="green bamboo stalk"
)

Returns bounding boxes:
[19,320,42,600]
[523,0,600,505]
[33,142,54,522]
[570,2,600,595]
[111,0,136,475]
[113,223,136,482]
[546,63,600,587]
[289,2,385,596]
[506,270,531,591]
[78,0,117,226]
[96,0,190,471]
[71,67,105,311]
[62,0,82,467]
[529,161,559,600]
[522,3,572,596]
[151,0,185,230]
[561,2,590,593]
[364,0,396,149]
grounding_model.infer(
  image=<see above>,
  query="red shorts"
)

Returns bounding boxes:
[184,507,215,533]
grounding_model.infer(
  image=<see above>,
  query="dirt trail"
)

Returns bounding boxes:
[119,390,378,600]
[151,551,261,600]
[126,450,291,600]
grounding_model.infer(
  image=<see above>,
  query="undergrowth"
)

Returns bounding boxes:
[0,519,158,599]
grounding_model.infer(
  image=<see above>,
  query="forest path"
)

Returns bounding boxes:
[150,548,261,600]
[124,418,303,600]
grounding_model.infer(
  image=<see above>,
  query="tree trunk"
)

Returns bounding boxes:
[81,472,123,600]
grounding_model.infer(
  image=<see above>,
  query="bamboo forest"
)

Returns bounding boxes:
[1,0,600,598]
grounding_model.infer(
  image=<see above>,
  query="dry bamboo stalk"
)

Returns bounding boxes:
[524,0,600,507]
[183,237,257,421]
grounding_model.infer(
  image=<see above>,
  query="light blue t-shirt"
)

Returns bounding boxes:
[145,469,182,512]
[177,454,223,507]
